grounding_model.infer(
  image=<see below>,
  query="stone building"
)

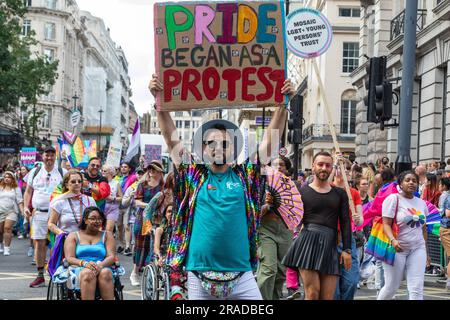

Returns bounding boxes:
[288,0,361,169]
[2,0,132,153]
[351,0,450,165]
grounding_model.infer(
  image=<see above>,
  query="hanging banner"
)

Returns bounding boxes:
[20,147,37,169]
[154,1,288,111]
[106,144,122,168]
[285,7,333,59]
[144,144,162,166]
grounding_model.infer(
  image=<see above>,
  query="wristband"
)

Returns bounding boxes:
[79,260,85,267]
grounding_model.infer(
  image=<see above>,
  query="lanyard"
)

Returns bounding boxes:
[68,197,83,225]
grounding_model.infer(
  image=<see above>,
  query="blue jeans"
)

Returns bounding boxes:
[334,236,360,300]
[13,214,25,235]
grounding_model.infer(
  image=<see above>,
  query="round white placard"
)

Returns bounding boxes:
[286,8,333,59]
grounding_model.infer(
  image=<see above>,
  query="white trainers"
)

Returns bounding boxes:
[3,247,10,256]
[0,243,3,253]
[130,272,140,286]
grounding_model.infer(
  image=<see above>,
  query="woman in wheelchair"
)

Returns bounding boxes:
[64,206,116,300]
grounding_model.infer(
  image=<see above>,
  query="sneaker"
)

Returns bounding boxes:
[123,247,132,256]
[27,247,34,257]
[29,276,45,288]
[286,288,302,300]
[31,259,36,266]
[18,234,24,239]
[171,293,183,300]
[0,243,3,253]
[117,246,124,254]
[130,272,140,286]
[3,247,10,256]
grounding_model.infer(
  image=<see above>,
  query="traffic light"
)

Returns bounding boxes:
[364,57,384,123]
[287,95,303,144]
[376,82,393,121]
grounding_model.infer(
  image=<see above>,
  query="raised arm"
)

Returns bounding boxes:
[149,74,183,166]
[258,79,294,165]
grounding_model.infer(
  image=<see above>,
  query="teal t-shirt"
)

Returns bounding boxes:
[185,167,251,272]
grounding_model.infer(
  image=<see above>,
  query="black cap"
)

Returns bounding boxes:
[43,146,56,153]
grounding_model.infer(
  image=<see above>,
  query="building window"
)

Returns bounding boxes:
[22,19,31,36]
[341,100,356,134]
[46,0,57,9]
[175,111,183,117]
[339,7,360,17]
[44,22,56,40]
[184,121,190,128]
[192,110,202,117]
[43,48,55,62]
[23,0,32,6]
[342,42,359,73]
[175,120,183,128]
[41,109,52,128]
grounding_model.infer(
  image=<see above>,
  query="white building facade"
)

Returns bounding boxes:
[288,0,361,169]
[15,0,132,151]
[352,0,450,165]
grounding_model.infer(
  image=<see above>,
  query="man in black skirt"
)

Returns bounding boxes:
[282,151,352,300]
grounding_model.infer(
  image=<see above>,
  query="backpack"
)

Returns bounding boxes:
[31,166,64,186]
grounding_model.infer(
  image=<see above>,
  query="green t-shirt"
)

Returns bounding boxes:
[185,167,251,272]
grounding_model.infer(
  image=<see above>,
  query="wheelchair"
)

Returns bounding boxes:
[140,257,186,300]
[47,259,125,300]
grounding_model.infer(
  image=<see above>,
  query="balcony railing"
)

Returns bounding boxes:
[390,9,427,41]
[302,124,356,142]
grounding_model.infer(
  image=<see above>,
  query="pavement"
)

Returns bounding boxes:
[1,235,449,300]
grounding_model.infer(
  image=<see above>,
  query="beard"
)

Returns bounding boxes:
[315,170,330,181]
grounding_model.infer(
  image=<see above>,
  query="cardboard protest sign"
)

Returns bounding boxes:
[154,1,287,111]
[285,8,333,58]
[106,145,122,168]
[144,144,162,166]
[20,147,37,169]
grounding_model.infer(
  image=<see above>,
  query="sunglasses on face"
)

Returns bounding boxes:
[70,179,82,184]
[87,217,102,222]
[90,164,100,168]
[204,140,231,150]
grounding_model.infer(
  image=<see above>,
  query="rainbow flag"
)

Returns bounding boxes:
[425,200,442,236]
[365,216,398,266]
[355,182,399,231]
[114,173,138,193]
[58,133,97,168]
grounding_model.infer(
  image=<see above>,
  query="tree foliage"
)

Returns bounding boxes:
[0,0,59,114]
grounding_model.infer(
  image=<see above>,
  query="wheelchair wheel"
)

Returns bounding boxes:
[141,263,158,300]
[162,269,171,300]
[114,277,124,300]
[47,279,69,300]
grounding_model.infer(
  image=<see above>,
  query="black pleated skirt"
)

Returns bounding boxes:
[282,223,340,276]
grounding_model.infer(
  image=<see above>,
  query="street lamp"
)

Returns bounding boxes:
[72,93,79,110]
[98,108,104,152]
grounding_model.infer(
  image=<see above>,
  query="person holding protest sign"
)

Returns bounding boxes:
[149,72,294,300]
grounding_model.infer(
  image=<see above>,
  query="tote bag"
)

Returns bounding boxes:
[365,195,399,266]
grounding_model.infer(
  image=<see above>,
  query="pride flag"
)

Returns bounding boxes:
[58,132,97,168]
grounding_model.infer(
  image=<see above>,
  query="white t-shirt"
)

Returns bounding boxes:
[27,166,66,211]
[108,180,120,199]
[0,187,23,213]
[50,195,96,233]
[382,193,428,250]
